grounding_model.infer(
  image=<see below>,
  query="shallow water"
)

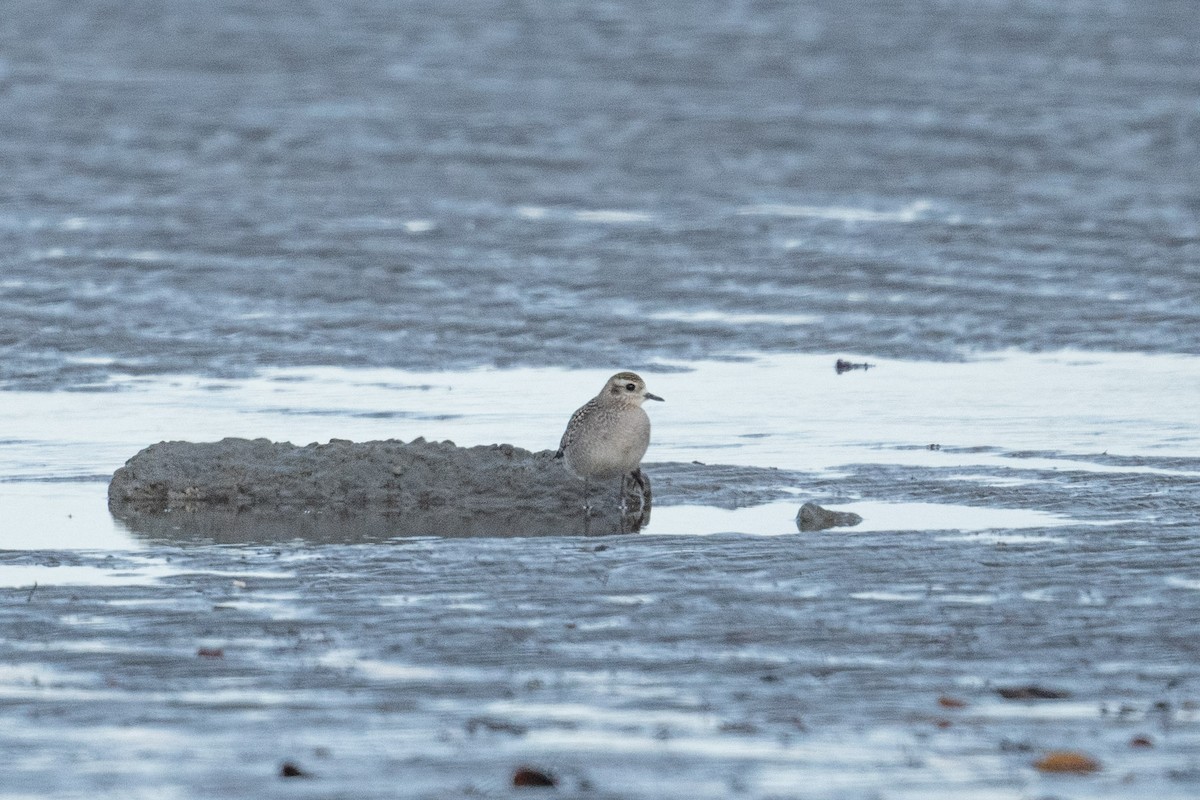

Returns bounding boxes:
[3,0,1200,797]
[3,351,1197,546]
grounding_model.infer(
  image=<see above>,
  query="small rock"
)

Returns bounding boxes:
[1130,735,1154,748]
[279,761,312,778]
[937,695,968,709]
[796,502,863,532]
[197,647,224,659]
[512,766,556,788]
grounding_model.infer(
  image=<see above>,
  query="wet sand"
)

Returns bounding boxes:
[3,528,1199,799]
[2,1,1199,391]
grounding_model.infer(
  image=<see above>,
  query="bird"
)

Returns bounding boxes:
[555,371,664,529]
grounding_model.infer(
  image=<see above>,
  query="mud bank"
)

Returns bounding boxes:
[108,437,660,537]
[106,438,839,541]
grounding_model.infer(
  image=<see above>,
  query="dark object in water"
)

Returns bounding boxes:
[465,717,528,736]
[835,359,875,374]
[512,766,556,787]
[279,762,311,778]
[996,685,1071,700]
[796,502,864,532]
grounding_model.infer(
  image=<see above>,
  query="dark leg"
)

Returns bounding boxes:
[626,469,651,532]
[630,468,650,515]
[582,477,591,536]
[618,474,628,534]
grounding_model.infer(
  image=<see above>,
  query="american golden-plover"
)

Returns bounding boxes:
[555,371,664,527]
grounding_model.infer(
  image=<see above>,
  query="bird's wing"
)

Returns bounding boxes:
[556,401,594,458]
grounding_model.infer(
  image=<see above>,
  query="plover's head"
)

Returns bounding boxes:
[602,372,664,405]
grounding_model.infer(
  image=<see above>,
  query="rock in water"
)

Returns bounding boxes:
[108,437,650,541]
[796,501,863,532]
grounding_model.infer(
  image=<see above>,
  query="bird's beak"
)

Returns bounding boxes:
[645,392,664,402]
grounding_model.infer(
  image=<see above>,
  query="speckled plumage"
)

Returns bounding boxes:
[556,371,663,482]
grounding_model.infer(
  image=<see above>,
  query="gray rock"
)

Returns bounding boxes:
[108,437,650,539]
[796,501,863,532]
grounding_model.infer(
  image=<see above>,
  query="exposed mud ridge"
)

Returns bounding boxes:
[107,438,833,542]
[108,437,655,538]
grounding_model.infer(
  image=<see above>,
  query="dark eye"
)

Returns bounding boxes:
[625,383,636,391]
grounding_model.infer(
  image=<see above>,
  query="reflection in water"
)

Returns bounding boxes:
[109,485,652,544]
[112,505,649,544]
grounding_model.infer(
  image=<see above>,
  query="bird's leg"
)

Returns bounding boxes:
[618,473,626,534]
[620,473,639,534]
[619,469,650,534]
[630,468,649,515]
[582,477,591,536]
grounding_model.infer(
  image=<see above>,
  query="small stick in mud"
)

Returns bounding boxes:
[26,582,37,603]
[835,359,875,374]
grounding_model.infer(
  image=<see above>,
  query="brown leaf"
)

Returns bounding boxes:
[1130,735,1154,748]
[1034,751,1101,774]
[197,647,224,659]
[938,695,968,708]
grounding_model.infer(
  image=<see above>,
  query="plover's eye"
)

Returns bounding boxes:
[625,383,636,391]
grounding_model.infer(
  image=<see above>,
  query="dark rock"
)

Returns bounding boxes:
[796,502,864,532]
[512,766,556,788]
